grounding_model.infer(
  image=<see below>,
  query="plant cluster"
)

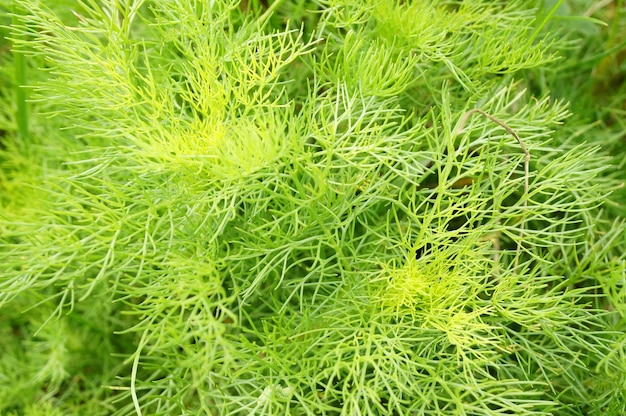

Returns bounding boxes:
[0,0,625,415]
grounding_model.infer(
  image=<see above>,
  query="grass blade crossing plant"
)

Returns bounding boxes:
[0,0,625,415]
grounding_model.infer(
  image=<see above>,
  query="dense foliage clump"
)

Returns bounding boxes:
[1,0,625,415]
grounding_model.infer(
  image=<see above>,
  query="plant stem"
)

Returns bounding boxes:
[453,108,529,269]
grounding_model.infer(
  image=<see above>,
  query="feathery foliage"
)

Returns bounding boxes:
[1,0,625,415]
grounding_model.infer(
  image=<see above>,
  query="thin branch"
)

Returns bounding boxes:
[453,108,530,270]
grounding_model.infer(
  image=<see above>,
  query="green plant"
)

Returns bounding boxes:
[1,0,625,415]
